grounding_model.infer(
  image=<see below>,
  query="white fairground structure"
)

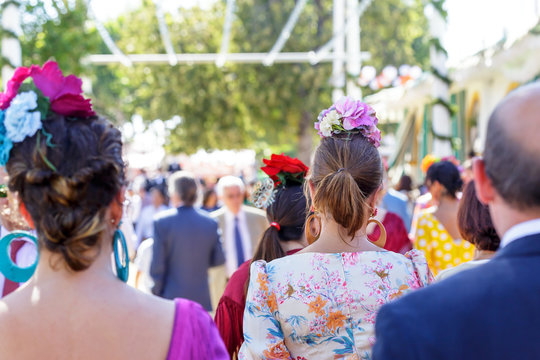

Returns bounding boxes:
[368,23,540,182]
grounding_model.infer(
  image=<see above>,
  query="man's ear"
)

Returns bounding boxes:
[473,158,496,205]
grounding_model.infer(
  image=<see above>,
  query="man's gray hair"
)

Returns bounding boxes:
[216,176,245,197]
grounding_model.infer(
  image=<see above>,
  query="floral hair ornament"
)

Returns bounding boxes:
[251,154,309,210]
[314,96,381,147]
[0,61,95,168]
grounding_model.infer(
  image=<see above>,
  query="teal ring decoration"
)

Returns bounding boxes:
[0,231,39,283]
[113,229,129,282]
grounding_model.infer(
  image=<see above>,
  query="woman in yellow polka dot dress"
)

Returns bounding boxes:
[413,161,474,275]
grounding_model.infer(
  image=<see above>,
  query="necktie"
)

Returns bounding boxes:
[234,217,245,268]
[2,240,26,297]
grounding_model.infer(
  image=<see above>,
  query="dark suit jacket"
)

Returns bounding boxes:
[373,233,540,360]
[150,206,225,311]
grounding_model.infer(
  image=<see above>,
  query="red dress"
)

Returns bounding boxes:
[214,249,302,359]
[369,211,412,254]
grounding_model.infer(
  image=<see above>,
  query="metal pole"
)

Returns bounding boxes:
[216,0,236,67]
[1,2,22,88]
[86,0,132,67]
[346,0,362,99]
[153,0,177,66]
[263,0,309,66]
[332,0,346,102]
[84,52,370,65]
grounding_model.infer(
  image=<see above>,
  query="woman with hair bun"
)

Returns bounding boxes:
[215,154,309,359]
[414,160,474,275]
[239,98,431,359]
[0,62,227,359]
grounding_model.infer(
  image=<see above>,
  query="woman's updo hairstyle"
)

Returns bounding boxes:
[425,160,463,198]
[310,133,383,238]
[252,185,307,263]
[6,113,125,271]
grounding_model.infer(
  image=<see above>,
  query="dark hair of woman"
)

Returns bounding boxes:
[6,113,125,271]
[425,160,463,199]
[251,185,307,263]
[310,133,383,238]
[395,174,413,192]
[202,188,217,208]
[457,181,500,251]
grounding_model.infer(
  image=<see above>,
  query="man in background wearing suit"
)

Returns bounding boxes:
[150,171,225,311]
[209,176,268,309]
[373,83,540,359]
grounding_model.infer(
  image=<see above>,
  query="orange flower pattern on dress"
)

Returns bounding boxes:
[239,251,432,360]
[308,295,328,316]
[267,292,278,313]
[327,310,347,331]
[257,272,269,292]
[262,342,291,359]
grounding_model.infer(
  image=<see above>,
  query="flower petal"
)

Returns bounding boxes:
[50,94,95,117]
[30,61,67,100]
[0,66,31,110]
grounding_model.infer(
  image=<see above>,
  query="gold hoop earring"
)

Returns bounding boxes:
[367,218,387,248]
[306,212,321,245]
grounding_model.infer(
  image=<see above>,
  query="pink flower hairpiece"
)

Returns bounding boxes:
[0,61,95,167]
[314,96,381,147]
[0,61,95,117]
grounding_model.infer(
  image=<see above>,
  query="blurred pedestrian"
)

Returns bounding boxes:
[150,172,225,311]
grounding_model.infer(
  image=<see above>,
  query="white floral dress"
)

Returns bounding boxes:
[239,250,431,360]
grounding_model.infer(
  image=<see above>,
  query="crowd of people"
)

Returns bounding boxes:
[0,61,539,359]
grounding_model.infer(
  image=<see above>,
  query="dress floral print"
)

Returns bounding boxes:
[239,250,431,359]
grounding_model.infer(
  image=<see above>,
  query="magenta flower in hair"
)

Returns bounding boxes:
[0,61,96,167]
[314,96,381,147]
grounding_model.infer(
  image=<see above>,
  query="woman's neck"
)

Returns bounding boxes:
[302,215,382,254]
[437,195,459,208]
[280,239,306,253]
[31,237,118,287]
[473,249,496,261]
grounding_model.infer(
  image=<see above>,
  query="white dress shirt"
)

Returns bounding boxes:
[224,209,253,276]
[500,218,540,248]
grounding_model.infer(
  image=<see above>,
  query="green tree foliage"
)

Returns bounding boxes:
[19,0,102,75]
[12,0,430,159]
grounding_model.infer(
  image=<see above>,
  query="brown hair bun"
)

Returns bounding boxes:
[6,114,125,271]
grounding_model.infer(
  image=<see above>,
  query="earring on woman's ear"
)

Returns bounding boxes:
[0,231,39,283]
[112,221,129,283]
[367,208,386,248]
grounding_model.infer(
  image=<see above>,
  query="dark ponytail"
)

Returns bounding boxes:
[251,185,307,263]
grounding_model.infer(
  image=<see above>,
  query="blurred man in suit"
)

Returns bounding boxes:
[150,171,225,311]
[373,83,540,360]
[209,176,267,309]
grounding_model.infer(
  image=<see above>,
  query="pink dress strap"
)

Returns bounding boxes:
[167,298,228,360]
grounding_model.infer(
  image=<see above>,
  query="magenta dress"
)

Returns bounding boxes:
[167,298,228,360]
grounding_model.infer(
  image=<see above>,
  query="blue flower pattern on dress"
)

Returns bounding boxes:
[239,250,432,360]
[4,91,42,143]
